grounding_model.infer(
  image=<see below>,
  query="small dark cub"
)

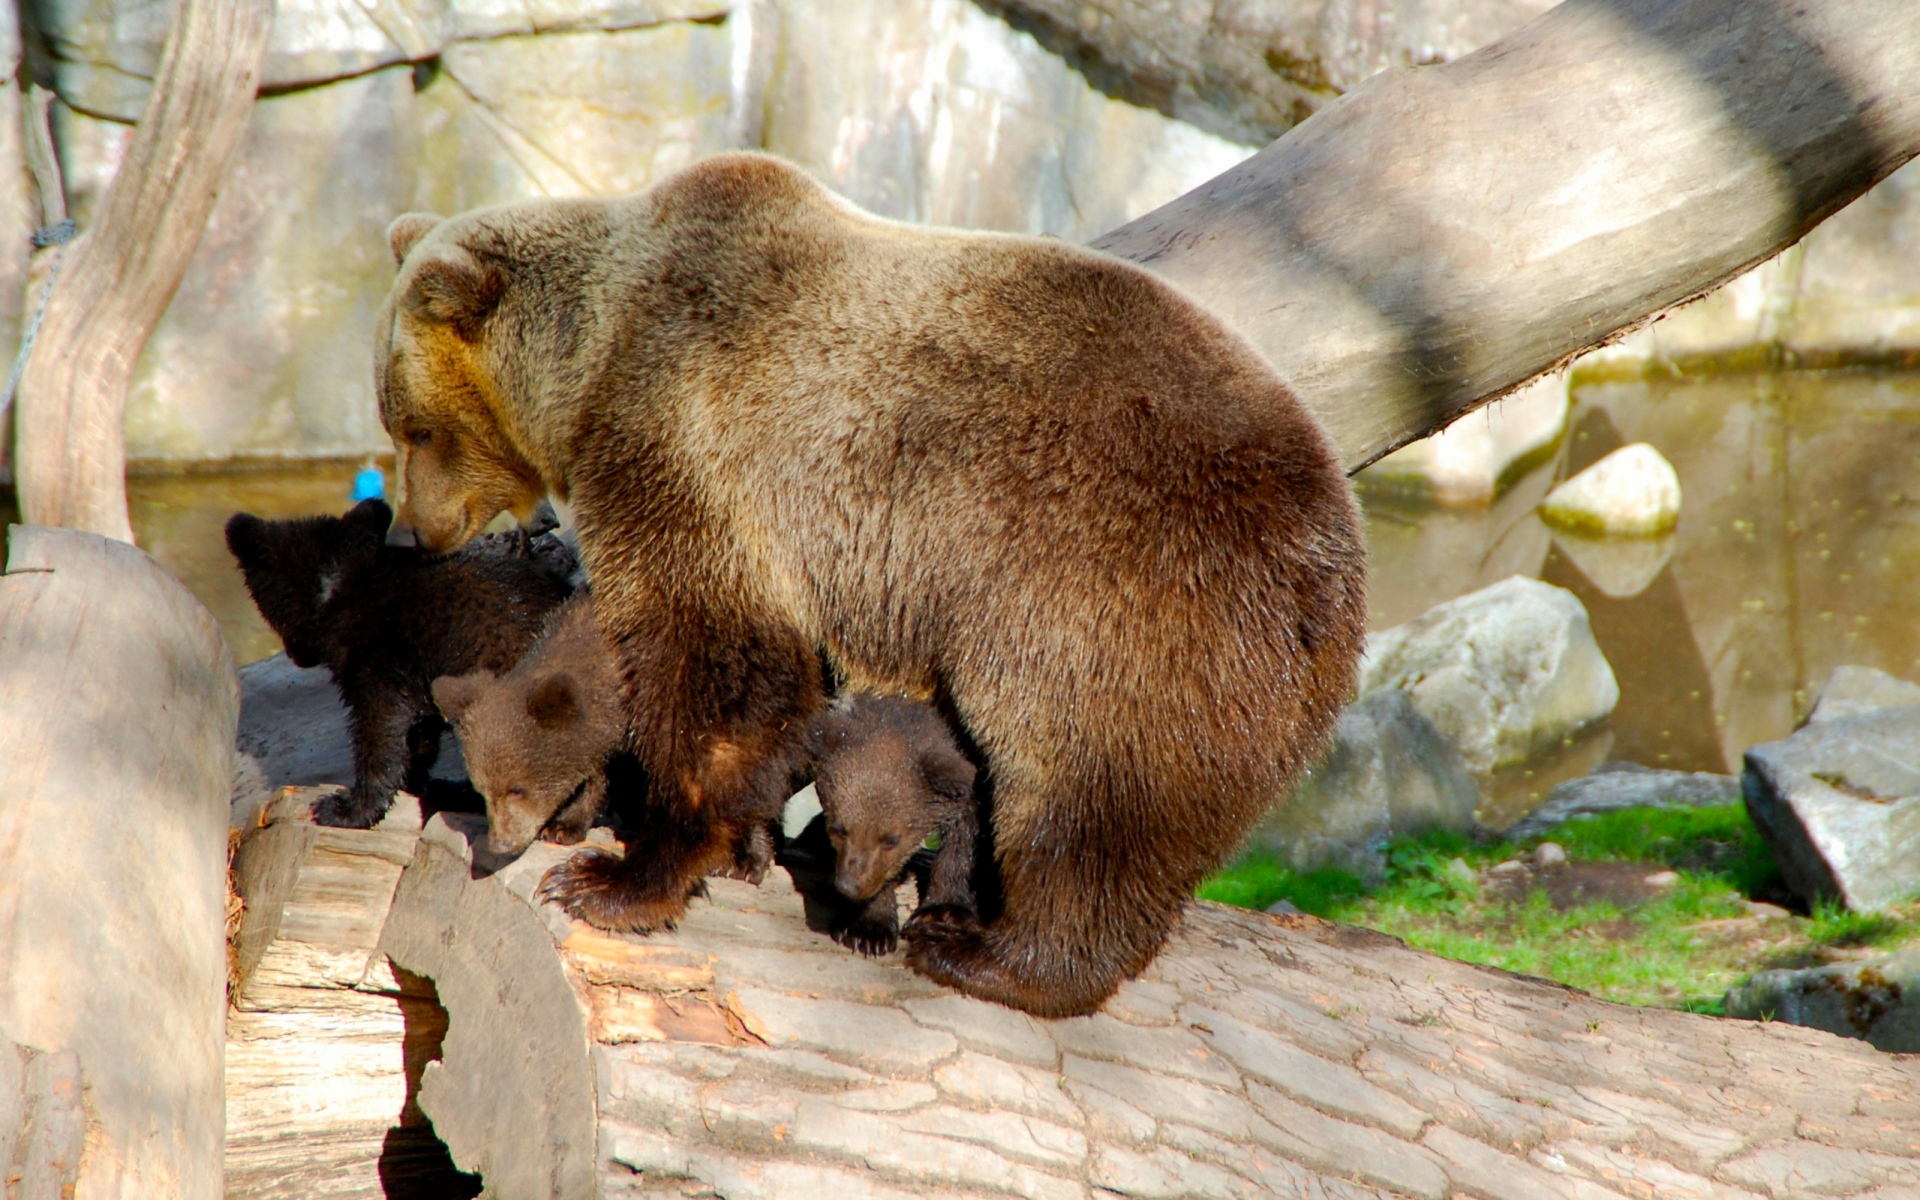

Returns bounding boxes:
[804,695,979,956]
[226,498,574,828]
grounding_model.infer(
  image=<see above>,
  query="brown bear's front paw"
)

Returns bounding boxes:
[312,787,383,829]
[831,913,900,957]
[536,850,691,933]
[901,903,986,975]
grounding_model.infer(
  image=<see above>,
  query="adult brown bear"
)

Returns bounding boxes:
[374,153,1366,1017]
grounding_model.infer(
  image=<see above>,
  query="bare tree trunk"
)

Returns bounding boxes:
[11,0,272,542]
[0,526,238,1199]
[1091,0,1920,471]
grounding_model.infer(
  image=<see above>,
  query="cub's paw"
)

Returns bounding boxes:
[537,851,688,933]
[311,787,382,830]
[830,914,900,958]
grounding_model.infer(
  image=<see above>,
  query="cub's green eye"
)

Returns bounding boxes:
[921,831,943,851]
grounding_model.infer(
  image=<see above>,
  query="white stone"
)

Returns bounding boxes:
[1363,372,1569,507]
[1807,665,1920,726]
[1539,442,1683,536]
[1358,577,1620,774]
[1533,842,1568,867]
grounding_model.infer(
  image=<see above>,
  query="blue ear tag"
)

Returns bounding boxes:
[350,468,386,502]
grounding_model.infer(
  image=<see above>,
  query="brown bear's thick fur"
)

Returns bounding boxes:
[807,694,980,958]
[373,153,1367,1017]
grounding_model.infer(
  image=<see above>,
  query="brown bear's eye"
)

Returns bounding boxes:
[408,428,433,447]
[882,833,902,849]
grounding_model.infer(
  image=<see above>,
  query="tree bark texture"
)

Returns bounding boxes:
[0,525,238,1199]
[228,803,1920,1199]
[1091,0,1920,471]
[11,0,271,541]
[987,0,1556,146]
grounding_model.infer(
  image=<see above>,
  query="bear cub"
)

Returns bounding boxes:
[226,497,574,828]
[795,695,979,957]
[434,592,779,878]
[433,592,627,856]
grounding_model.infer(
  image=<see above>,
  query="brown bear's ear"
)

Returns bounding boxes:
[919,744,978,807]
[432,672,486,722]
[387,212,443,265]
[404,246,506,341]
[527,674,581,727]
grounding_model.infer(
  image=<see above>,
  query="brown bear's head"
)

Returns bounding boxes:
[810,696,977,902]
[377,212,545,554]
[434,667,604,857]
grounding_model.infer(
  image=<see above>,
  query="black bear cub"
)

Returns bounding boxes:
[225,498,574,828]
[797,695,979,957]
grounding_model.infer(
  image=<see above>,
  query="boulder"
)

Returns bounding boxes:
[1358,371,1568,507]
[1725,951,1920,1053]
[1358,576,1619,775]
[1806,664,1920,726]
[1742,707,1920,911]
[1538,442,1682,537]
[1244,689,1479,877]
[1500,761,1741,842]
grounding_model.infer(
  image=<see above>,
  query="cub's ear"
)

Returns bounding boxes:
[344,498,393,536]
[387,212,443,265]
[433,672,487,722]
[224,512,267,566]
[404,245,505,341]
[919,743,978,807]
[527,674,581,727]
[808,709,854,758]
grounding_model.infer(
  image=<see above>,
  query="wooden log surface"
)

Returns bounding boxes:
[1094,0,1920,470]
[0,525,238,1199]
[0,1041,86,1200]
[229,796,1920,1200]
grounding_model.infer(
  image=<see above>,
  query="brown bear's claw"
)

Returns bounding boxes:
[830,917,900,958]
[537,851,688,934]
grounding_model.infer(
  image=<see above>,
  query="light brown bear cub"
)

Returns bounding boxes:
[375,153,1366,1017]
[434,592,779,879]
[806,694,978,957]
[432,593,625,856]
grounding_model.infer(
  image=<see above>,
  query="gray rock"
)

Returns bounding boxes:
[1359,576,1619,775]
[1501,761,1741,842]
[1244,689,1479,877]
[1806,664,1920,726]
[1742,707,1920,911]
[1724,952,1920,1053]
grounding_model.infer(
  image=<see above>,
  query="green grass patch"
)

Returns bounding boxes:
[1200,804,1920,1011]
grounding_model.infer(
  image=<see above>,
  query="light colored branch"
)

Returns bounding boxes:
[1093,0,1920,471]
[12,0,273,541]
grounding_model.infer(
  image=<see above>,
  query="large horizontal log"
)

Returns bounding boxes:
[0,525,237,1198]
[230,801,1920,1199]
[987,0,1554,146]
[1094,0,1920,470]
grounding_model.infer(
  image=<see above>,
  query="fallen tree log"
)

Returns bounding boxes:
[1093,0,1920,470]
[229,802,1920,1199]
[0,525,238,1198]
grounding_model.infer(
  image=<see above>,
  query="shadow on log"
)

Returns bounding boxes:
[230,798,1920,1200]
